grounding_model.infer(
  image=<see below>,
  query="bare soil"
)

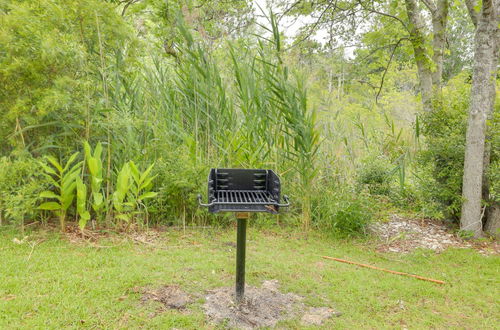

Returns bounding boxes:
[141,285,191,310]
[203,280,339,329]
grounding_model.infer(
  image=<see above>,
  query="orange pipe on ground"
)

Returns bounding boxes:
[322,256,446,285]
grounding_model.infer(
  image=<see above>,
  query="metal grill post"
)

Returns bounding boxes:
[235,212,248,303]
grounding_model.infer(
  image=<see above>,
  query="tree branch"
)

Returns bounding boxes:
[285,1,337,51]
[357,0,409,32]
[376,37,409,103]
[420,0,437,13]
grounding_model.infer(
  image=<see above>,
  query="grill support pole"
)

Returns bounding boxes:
[235,212,248,304]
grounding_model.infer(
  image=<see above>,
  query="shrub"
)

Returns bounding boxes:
[149,146,209,226]
[313,186,373,238]
[356,156,392,196]
[0,153,49,226]
[417,73,469,220]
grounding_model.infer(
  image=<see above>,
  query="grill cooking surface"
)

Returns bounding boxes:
[215,190,275,204]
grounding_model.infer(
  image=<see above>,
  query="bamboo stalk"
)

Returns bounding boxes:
[95,12,112,223]
[322,256,446,285]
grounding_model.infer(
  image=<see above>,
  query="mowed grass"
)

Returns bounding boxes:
[0,226,499,329]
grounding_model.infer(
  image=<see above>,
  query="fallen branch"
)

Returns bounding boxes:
[322,256,445,285]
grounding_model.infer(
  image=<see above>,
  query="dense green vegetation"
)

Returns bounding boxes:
[1,228,498,328]
[0,0,498,236]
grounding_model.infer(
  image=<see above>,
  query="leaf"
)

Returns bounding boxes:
[116,214,130,222]
[45,156,63,173]
[84,141,91,159]
[88,158,99,176]
[39,191,60,200]
[139,175,156,191]
[76,177,87,214]
[138,192,158,200]
[78,211,90,230]
[39,162,58,177]
[94,142,103,159]
[128,161,140,184]
[139,163,155,185]
[38,202,61,210]
[68,161,83,175]
[63,152,80,172]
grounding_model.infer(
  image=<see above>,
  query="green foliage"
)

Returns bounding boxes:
[1,1,480,234]
[0,153,49,225]
[0,0,136,155]
[151,147,206,225]
[128,161,158,218]
[313,184,373,237]
[76,176,90,230]
[112,162,133,222]
[417,73,469,220]
[84,141,105,218]
[357,156,393,196]
[38,153,82,230]
[112,161,157,226]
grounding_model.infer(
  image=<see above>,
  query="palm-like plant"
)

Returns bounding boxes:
[38,152,82,231]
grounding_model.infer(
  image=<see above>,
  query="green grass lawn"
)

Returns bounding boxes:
[1,226,499,329]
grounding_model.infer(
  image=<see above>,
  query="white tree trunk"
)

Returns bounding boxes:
[460,0,499,237]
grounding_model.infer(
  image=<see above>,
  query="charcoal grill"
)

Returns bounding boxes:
[198,168,290,303]
[197,168,289,213]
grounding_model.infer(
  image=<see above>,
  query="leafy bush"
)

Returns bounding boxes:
[312,185,373,237]
[356,156,393,196]
[417,74,469,220]
[0,153,49,225]
[149,146,208,226]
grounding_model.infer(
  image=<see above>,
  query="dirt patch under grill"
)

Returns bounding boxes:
[203,280,339,329]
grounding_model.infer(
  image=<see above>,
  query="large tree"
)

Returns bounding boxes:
[460,0,500,237]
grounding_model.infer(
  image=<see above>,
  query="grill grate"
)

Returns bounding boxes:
[216,190,276,204]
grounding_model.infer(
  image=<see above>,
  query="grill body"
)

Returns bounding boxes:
[200,168,288,214]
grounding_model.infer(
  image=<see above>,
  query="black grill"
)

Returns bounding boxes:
[198,168,289,214]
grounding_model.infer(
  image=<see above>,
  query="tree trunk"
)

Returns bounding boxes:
[484,202,500,238]
[483,21,500,232]
[405,0,435,112]
[430,0,448,90]
[460,0,499,237]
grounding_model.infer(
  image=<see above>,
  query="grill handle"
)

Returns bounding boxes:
[197,194,213,207]
[277,195,290,207]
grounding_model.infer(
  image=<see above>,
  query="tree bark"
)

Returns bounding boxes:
[405,0,449,111]
[430,0,448,90]
[460,0,499,237]
[405,0,435,112]
[484,202,500,238]
[483,19,500,234]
